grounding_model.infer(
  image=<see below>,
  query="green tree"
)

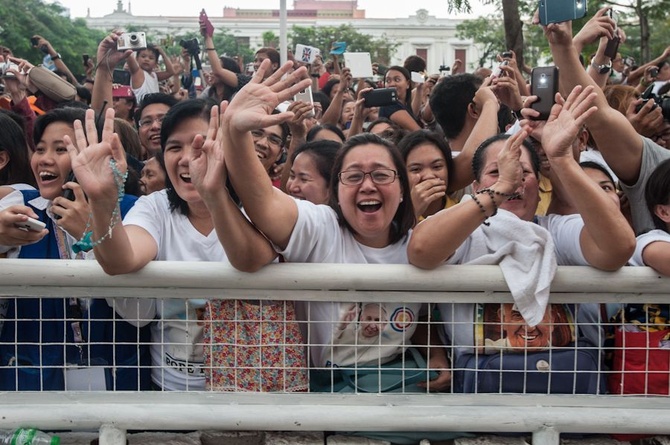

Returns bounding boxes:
[456,17,506,69]
[289,24,398,66]
[262,31,278,48]
[0,0,105,78]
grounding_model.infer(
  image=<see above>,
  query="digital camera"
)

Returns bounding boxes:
[179,38,200,56]
[0,61,19,78]
[635,84,670,120]
[117,32,147,51]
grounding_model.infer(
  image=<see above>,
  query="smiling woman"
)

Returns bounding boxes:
[0,107,148,392]
[67,97,307,393]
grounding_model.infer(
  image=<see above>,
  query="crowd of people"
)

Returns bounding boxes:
[1,6,670,443]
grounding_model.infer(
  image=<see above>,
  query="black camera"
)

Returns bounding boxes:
[180,38,200,56]
[635,84,670,120]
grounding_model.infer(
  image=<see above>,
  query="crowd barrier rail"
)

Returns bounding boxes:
[1,259,670,445]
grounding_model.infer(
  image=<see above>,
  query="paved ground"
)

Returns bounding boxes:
[54,431,670,444]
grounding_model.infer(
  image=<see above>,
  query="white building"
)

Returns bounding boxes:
[84,0,482,74]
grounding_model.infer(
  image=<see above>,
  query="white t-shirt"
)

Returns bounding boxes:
[122,190,228,391]
[441,213,599,356]
[131,70,160,105]
[279,199,421,368]
[629,229,670,267]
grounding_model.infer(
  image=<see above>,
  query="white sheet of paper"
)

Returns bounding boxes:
[343,52,373,78]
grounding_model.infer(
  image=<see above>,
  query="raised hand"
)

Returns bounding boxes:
[496,128,528,194]
[65,108,127,206]
[573,7,617,51]
[189,102,229,201]
[96,32,133,74]
[535,85,598,161]
[224,59,311,134]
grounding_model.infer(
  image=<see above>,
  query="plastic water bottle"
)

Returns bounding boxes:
[0,428,60,445]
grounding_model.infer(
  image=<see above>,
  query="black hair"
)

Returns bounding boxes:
[137,45,160,61]
[471,133,540,181]
[328,133,415,244]
[255,47,281,67]
[0,113,35,187]
[397,130,454,186]
[158,98,218,215]
[306,123,346,143]
[290,140,341,187]
[403,55,427,74]
[579,161,616,186]
[321,78,340,99]
[134,93,179,126]
[644,158,670,231]
[33,107,88,147]
[366,117,399,134]
[312,91,331,114]
[429,73,483,139]
[75,85,92,105]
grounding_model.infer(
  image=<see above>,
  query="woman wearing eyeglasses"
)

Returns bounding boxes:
[222,58,454,395]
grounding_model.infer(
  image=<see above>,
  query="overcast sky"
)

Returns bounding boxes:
[51,0,495,20]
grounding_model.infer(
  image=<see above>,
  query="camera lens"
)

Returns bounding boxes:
[129,33,139,43]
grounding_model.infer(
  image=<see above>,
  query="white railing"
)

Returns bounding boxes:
[1,259,670,445]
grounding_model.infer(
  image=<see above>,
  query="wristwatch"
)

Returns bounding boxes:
[591,59,611,75]
[50,53,61,60]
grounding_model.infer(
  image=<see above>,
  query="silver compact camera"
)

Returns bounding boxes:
[117,32,147,51]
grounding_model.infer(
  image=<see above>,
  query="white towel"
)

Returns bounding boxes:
[459,198,557,327]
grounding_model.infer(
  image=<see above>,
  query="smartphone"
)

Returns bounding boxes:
[82,54,89,66]
[52,172,76,221]
[491,60,510,79]
[603,34,620,60]
[530,66,559,120]
[501,51,513,59]
[603,9,620,59]
[362,88,397,108]
[112,69,131,86]
[30,36,40,47]
[538,0,587,25]
[15,216,46,232]
[294,85,315,118]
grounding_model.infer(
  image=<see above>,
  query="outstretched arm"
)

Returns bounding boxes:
[524,85,635,270]
[189,102,278,272]
[542,13,644,185]
[222,60,312,250]
[91,33,133,119]
[66,108,157,275]
[449,79,499,192]
[409,130,527,269]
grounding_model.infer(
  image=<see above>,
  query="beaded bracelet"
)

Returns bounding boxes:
[470,193,491,226]
[205,47,216,51]
[478,187,520,201]
[476,189,498,218]
[72,159,127,253]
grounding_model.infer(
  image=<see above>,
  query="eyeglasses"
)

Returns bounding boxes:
[338,168,398,186]
[251,129,283,147]
[138,115,166,128]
